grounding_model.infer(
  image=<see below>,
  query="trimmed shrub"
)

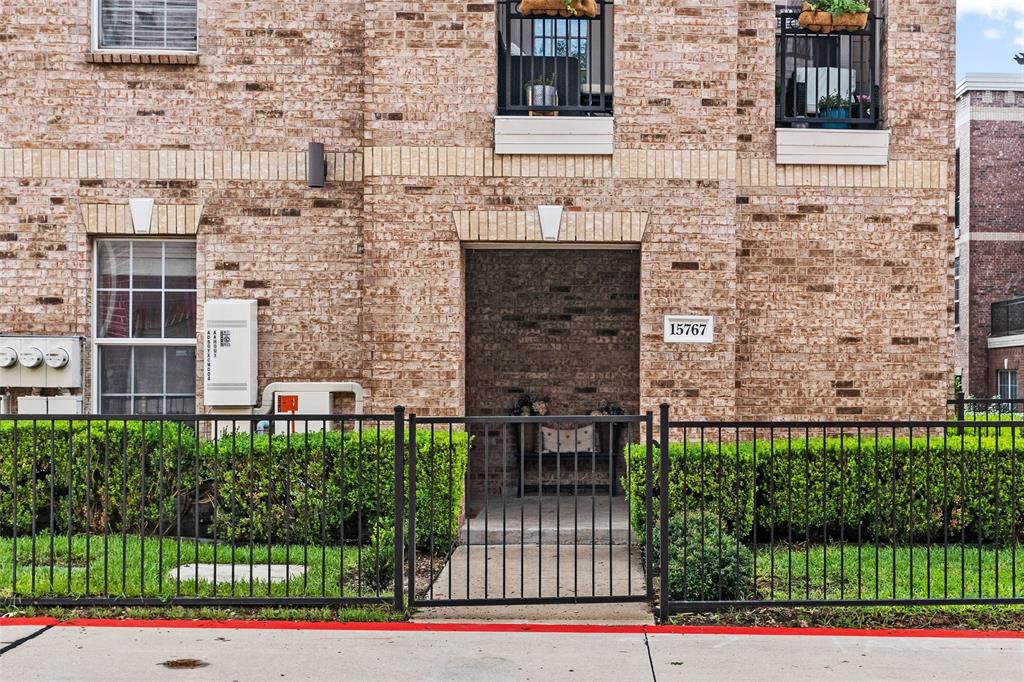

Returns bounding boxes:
[208,427,469,550]
[652,514,753,601]
[626,429,1023,546]
[1,422,469,552]
[624,442,756,551]
[0,420,200,537]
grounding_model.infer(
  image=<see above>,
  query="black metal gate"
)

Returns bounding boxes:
[406,413,655,607]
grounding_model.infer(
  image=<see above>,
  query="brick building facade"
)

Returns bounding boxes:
[953,74,1024,400]
[1,0,955,420]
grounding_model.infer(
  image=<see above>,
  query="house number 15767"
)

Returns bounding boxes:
[663,315,714,344]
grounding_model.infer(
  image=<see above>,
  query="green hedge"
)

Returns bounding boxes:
[212,427,469,549]
[626,429,1023,547]
[1,421,469,552]
[0,420,200,537]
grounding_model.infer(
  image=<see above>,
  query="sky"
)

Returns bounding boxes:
[956,0,1024,80]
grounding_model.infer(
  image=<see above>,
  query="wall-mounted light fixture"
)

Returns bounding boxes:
[307,142,327,188]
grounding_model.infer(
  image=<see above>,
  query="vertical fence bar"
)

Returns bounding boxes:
[644,411,654,600]
[407,413,417,608]
[658,403,670,623]
[393,406,405,611]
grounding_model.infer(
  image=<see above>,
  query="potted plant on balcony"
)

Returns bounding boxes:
[519,0,598,18]
[797,0,870,33]
[817,93,852,128]
[525,74,558,115]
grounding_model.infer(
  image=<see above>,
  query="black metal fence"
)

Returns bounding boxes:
[1,411,405,607]
[949,395,1024,421]
[657,406,1023,620]
[991,296,1024,338]
[407,413,653,607]
[4,407,1022,621]
[497,0,613,116]
[776,9,882,129]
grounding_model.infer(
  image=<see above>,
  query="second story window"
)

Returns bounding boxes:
[497,0,613,116]
[775,1,882,129]
[991,297,1024,338]
[94,0,198,52]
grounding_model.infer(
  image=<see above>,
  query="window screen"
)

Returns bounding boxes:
[97,0,198,52]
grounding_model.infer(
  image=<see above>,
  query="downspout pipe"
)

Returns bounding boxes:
[250,381,365,415]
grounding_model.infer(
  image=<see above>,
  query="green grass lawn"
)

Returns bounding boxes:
[0,534,390,600]
[748,545,1023,601]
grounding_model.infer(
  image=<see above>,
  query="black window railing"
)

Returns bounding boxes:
[991,296,1024,338]
[497,0,613,116]
[775,9,882,129]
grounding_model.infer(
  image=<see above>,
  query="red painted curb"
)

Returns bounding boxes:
[2,618,1021,639]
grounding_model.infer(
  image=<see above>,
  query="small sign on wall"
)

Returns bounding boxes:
[664,315,714,344]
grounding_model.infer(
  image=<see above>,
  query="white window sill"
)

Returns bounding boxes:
[776,128,890,166]
[988,334,1024,349]
[494,116,614,155]
[86,51,200,65]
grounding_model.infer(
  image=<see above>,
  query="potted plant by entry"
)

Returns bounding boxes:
[519,0,598,18]
[524,74,558,114]
[511,394,550,454]
[589,399,624,463]
[817,93,853,128]
[797,0,870,33]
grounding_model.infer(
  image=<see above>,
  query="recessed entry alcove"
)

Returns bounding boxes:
[464,247,641,496]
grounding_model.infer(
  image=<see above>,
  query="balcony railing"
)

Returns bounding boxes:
[992,296,1024,338]
[497,0,613,116]
[775,9,882,129]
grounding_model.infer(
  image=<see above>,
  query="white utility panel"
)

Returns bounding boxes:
[16,396,83,415]
[203,300,258,407]
[273,391,331,435]
[0,336,83,388]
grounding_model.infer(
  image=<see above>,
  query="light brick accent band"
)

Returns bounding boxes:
[0,148,360,182]
[454,209,649,243]
[737,158,949,189]
[80,202,203,235]
[1,146,946,188]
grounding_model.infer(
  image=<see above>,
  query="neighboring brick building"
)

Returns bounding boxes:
[953,73,1024,401]
[1,0,955,421]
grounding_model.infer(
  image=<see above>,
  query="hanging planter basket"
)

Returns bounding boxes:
[797,2,868,33]
[518,0,599,18]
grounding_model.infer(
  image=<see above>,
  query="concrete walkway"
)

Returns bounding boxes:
[417,494,651,622]
[2,621,1021,681]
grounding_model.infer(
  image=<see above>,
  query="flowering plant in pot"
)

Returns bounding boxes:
[817,93,852,128]
[511,393,550,417]
[798,0,870,33]
[519,0,598,18]
[589,399,624,416]
[511,394,550,454]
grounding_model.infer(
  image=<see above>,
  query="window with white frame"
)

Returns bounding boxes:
[94,240,197,414]
[998,370,1019,400]
[94,0,198,52]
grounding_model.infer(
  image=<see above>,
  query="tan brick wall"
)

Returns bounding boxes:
[0,1,955,420]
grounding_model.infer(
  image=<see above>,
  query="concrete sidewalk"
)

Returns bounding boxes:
[2,621,1021,681]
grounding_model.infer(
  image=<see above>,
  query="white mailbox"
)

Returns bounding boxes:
[203,300,258,407]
